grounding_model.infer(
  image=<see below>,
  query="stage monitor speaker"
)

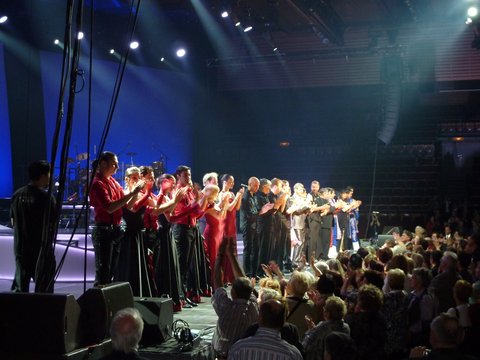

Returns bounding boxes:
[77,282,134,346]
[0,293,80,354]
[134,297,173,345]
[376,234,395,248]
[383,226,401,235]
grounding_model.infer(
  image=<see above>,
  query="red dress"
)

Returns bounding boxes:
[222,193,238,283]
[203,211,224,283]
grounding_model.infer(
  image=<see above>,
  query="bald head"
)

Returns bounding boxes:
[248,177,260,193]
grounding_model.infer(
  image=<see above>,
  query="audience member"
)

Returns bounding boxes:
[228,299,303,360]
[101,308,148,360]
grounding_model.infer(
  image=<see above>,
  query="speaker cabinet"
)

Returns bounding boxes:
[134,297,173,345]
[0,292,80,354]
[77,282,134,346]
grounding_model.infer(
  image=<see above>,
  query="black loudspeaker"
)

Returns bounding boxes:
[376,234,395,248]
[77,282,134,346]
[134,297,173,345]
[0,293,80,354]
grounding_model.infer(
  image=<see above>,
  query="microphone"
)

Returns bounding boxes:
[240,184,248,188]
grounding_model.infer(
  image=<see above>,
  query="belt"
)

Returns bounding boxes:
[95,223,121,230]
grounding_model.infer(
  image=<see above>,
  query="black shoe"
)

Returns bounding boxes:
[184,297,198,307]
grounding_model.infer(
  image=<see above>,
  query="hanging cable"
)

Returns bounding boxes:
[51,0,143,286]
[35,0,75,293]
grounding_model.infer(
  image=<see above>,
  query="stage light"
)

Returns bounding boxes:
[244,25,253,32]
[130,41,139,49]
[235,21,241,27]
[452,137,465,142]
[273,47,278,52]
[466,17,473,24]
[160,57,165,62]
[54,39,60,45]
[109,49,115,54]
[176,48,186,58]
[221,11,229,18]
[0,16,8,24]
[468,7,478,17]
[77,31,84,40]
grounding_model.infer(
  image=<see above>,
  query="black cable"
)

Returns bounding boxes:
[83,0,95,294]
[364,120,380,239]
[44,0,86,291]
[51,0,143,286]
[35,0,75,293]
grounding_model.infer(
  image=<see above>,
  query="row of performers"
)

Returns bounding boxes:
[89,151,361,311]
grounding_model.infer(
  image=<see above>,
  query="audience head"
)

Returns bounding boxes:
[259,299,286,329]
[361,270,384,290]
[453,280,472,305]
[386,268,405,291]
[348,253,363,271]
[377,247,393,265]
[465,234,479,257]
[287,271,310,297]
[323,296,347,321]
[258,277,281,293]
[386,254,409,274]
[258,288,282,304]
[324,332,357,360]
[429,313,463,349]
[356,284,383,313]
[110,308,144,354]
[231,277,253,300]
[439,251,458,273]
[411,267,432,290]
[317,274,336,295]
[368,259,385,273]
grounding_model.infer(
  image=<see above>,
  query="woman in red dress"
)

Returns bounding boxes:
[219,174,244,283]
[202,176,230,286]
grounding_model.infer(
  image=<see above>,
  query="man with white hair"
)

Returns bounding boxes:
[101,307,148,359]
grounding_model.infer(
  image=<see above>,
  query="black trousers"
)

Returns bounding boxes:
[92,226,122,286]
[242,225,259,277]
[319,227,332,260]
[171,223,196,291]
[308,221,321,258]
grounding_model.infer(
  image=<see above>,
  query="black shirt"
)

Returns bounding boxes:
[239,190,258,233]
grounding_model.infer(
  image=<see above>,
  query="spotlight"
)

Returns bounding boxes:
[244,25,253,32]
[130,41,139,49]
[77,31,84,40]
[0,16,7,24]
[176,48,186,58]
[54,39,60,45]
[221,11,229,18]
[235,21,241,27]
[468,7,478,17]
[466,17,473,24]
[160,57,165,62]
[109,49,115,54]
[273,47,278,52]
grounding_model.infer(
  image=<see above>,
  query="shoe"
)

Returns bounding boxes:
[201,289,212,297]
[191,294,202,303]
[184,297,198,307]
[173,303,182,312]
